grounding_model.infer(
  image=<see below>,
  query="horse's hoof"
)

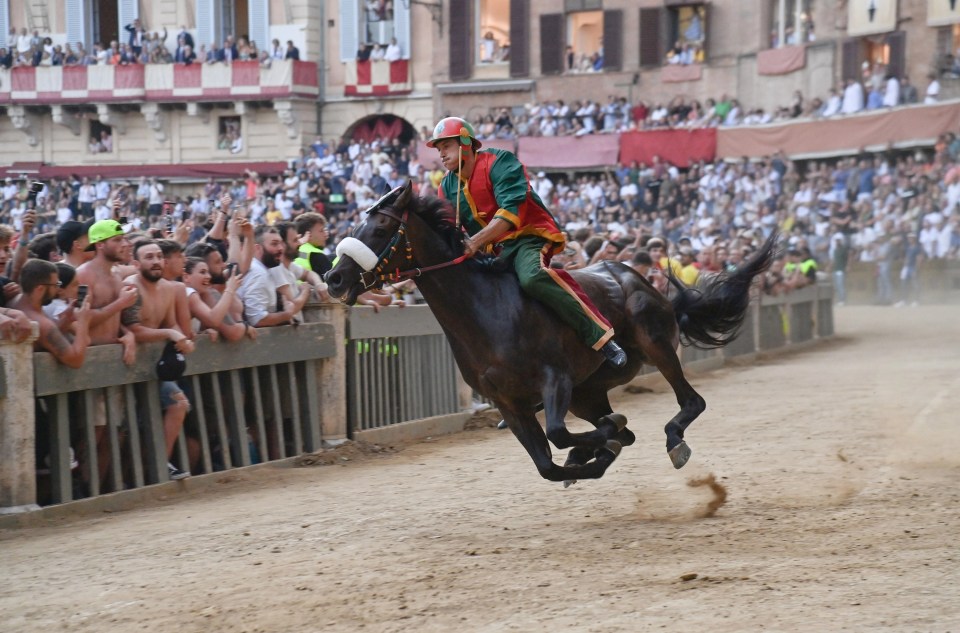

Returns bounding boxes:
[617,427,637,447]
[668,441,692,469]
[601,413,628,431]
[497,419,508,430]
[598,439,622,459]
[563,479,578,488]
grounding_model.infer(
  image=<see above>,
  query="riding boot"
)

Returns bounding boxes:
[601,340,627,367]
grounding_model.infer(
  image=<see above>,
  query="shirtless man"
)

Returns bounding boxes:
[75,219,139,485]
[12,259,92,368]
[122,240,195,480]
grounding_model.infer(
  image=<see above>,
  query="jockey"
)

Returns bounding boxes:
[428,116,627,367]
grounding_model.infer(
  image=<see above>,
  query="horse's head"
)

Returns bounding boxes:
[325,180,416,305]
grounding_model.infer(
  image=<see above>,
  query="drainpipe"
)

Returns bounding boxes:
[317,0,326,137]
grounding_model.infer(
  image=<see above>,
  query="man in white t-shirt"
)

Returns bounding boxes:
[384,38,402,62]
[2,177,18,202]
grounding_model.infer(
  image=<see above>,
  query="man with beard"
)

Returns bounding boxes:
[236,225,299,327]
[12,259,92,366]
[122,240,195,480]
[275,221,327,316]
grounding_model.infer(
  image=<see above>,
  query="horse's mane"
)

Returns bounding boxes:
[411,194,508,273]
[414,195,465,252]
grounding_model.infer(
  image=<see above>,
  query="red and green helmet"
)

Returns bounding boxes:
[425,116,482,149]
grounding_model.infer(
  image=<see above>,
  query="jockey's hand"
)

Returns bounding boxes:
[463,237,481,258]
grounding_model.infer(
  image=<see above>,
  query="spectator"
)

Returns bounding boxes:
[11,259,92,368]
[121,240,194,480]
[236,225,300,326]
[384,37,402,62]
[924,72,940,104]
[270,38,284,60]
[285,40,300,61]
[124,18,146,57]
[840,79,864,114]
[292,212,333,276]
[182,256,252,341]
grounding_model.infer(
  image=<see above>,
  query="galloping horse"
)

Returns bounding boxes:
[325,182,776,484]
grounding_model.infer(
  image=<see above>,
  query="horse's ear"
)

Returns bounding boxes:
[396,179,414,209]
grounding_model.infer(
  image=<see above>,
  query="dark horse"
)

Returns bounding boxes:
[325,182,776,484]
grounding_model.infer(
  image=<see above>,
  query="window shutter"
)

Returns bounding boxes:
[509,0,529,77]
[887,31,906,79]
[639,7,663,67]
[248,0,269,55]
[394,0,411,59]
[65,0,88,47]
[539,13,563,76]
[602,10,622,71]
[841,38,861,82]
[699,3,710,62]
[196,0,220,47]
[449,0,472,80]
[0,1,8,49]
[339,0,360,62]
[117,0,139,32]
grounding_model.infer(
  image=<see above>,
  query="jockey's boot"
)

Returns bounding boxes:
[600,340,627,367]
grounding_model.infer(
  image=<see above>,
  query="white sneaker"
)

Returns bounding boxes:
[168,462,191,481]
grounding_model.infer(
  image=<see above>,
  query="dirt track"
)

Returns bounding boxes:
[2,306,960,632]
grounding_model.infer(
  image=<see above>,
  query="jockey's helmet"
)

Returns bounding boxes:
[425,116,482,149]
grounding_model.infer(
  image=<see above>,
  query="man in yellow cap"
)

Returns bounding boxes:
[427,116,626,366]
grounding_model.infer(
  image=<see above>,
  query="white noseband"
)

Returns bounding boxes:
[336,237,380,272]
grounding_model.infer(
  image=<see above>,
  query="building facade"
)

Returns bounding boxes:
[3,0,960,176]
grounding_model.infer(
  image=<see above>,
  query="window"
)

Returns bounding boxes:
[88,121,113,154]
[340,0,410,62]
[478,0,510,64]
[218,116,243,154]
[566,10,603,72]
[666,4,707,65]
[769,0,815,49]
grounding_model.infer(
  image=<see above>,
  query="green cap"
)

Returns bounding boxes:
[85,219,126,251]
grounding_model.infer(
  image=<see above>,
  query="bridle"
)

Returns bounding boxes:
[338,189,471,291]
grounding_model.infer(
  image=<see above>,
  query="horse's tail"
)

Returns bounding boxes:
[670,232,778,349]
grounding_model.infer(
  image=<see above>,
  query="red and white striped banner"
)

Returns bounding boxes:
[0,60,318,105]
[345,60,411,97]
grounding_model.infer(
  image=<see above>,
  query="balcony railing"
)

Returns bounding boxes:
[344,59,411,97]
[0,60,319,106]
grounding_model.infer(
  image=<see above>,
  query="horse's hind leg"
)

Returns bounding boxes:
[645,339,705,469]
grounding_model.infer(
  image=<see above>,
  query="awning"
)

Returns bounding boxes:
[0,161,290,181]
[435,79,535,95]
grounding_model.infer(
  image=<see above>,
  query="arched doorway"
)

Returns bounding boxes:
[345,114,416,145]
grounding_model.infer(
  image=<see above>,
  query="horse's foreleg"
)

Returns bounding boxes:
[542,372,619,451]
[645,341,705,470]
[569,386,636,447]
[502,408,620,483]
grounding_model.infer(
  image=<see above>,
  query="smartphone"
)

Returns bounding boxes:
[163,215,174,230]
[76,284,89,306]
[225,262,238,279]
[27,181,44,202]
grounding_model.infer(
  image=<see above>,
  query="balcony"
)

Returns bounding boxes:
[0,60,319,106]
[344,60,411,97]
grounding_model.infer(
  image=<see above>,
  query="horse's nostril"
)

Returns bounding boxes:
[325,271,341,287]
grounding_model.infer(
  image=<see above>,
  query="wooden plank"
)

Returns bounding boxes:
[82,390,99,497]
[228,370,250,467]
[105,386,124,493]
[267,365,284,459]
[141,381,168,484]
[190,375,213,475]
[347,305,444,339]
[286,363,303,454]
[34,322,337,396]
[302,360,321,451]
[249,367,268,463]
[124,383,144,488]
[49,394,72,504]
[209,374,232,469]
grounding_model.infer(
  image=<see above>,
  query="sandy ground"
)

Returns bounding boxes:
[2,306,960,633]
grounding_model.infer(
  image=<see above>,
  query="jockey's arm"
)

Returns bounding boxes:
[464,217,513,257]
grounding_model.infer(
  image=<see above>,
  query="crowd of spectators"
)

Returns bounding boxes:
[5,124,960,494]
[459,64,943,140]
[0,22,303,70]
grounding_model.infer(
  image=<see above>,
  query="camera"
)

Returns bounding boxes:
[27,180,44,203]
[76,284,89,306]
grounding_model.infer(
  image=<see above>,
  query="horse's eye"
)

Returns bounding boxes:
[373,228,387,239]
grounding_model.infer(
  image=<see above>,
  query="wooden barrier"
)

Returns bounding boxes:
[1,286,834,513]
